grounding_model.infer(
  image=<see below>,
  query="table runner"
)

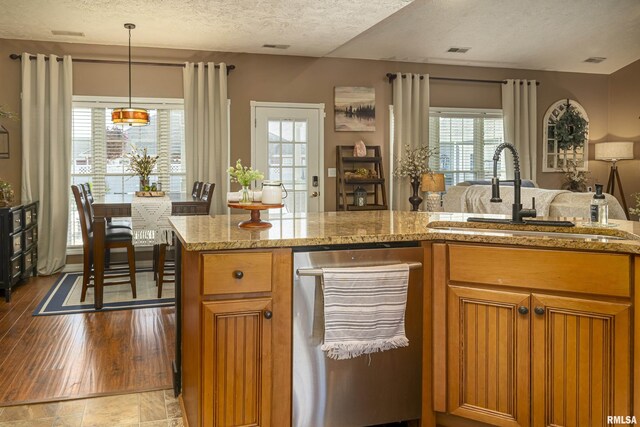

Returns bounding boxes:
[131,196,173,245]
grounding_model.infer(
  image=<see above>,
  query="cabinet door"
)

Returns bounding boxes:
[532,294,631,427]
[203,298,273,427]
[448,286,530,427]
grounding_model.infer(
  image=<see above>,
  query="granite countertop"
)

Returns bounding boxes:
[169,211,640,254]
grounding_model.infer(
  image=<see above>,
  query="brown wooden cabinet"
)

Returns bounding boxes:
[202,298,273,427]
[431,243,634,427]
[447,286,530,427]
[531,294,631,427]
[180,248,291,427]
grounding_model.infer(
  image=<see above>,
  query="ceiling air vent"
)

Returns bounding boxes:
[584,57,606,63]
[51,30,85,37]
[262,44,290,50]
[447,47,470,53]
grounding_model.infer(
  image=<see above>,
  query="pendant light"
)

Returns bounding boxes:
[112,23,149,126]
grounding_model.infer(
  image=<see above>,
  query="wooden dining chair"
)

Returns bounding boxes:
[199,182,216,212]
[79,183,131,268]
[71,185,137,302]
[191,181,204,199]
[155,182,215,297]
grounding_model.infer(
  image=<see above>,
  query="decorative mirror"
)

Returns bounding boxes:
[542,99,589,172]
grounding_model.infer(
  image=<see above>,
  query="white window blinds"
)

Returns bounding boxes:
[68,97,185,247]
[429,109,506,187]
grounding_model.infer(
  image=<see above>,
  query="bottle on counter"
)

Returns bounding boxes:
[590,183,608,225]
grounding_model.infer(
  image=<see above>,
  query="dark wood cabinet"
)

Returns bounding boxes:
[0,201,38,301]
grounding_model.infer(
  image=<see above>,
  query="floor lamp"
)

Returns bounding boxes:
[595,141,634,219]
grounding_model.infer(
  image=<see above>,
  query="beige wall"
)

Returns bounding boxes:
[607,59,640,216]
[0,38,632,211]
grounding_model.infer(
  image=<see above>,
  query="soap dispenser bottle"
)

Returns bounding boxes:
[590,184,608,225]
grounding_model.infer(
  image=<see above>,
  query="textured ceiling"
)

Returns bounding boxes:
[0,0,413,56]
[329,0,640,74]
[0,0,638,74]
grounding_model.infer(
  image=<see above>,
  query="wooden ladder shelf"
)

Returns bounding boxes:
[336,145,388,211]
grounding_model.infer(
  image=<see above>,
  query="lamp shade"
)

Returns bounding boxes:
[112,23,149,127]
[594,141,634,161]
[112,108,150,126]
[421,173,445,192]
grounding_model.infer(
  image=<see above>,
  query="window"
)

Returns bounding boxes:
[68,97,185,247]
[542,99,589,172]
[429,108,506,187]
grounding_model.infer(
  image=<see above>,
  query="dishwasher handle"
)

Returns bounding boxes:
[296,261,422,277]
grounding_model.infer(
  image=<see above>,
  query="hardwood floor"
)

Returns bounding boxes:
[0,275,175,406]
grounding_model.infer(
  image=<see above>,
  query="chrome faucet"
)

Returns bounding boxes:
[490,143,536,223]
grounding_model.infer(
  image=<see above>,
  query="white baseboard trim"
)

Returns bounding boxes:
[63,260,154,273]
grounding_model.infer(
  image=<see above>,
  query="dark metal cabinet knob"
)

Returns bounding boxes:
[534,307,545,315]
[518,306,529,315]
[264,310,273,319]
[233,270,244,279]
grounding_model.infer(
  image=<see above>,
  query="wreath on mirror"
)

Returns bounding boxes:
[554,99,588,152]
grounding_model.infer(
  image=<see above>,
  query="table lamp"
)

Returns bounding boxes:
[421,173,445,211]
[594,141,634,218]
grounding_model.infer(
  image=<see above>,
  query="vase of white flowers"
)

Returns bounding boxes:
[393,144,437,211]
[126,146,159,191]
[227,159,264,204]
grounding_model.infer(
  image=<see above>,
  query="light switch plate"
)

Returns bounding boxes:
[327,168,336,177]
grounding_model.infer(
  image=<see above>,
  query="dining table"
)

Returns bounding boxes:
[91,192,209,309]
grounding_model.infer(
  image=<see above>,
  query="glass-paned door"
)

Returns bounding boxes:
[254,105,322,214]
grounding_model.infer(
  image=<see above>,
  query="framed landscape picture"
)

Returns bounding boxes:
[334,86,375,131]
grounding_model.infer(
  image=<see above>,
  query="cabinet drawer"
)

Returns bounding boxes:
[11,232,22,255]
[22,226,37,250]
[11,210,22,233]
[23,205,37,228]
[448,244,630,297]
[10,255,22,282]
[202,252,272,295]
[22,248,36,276]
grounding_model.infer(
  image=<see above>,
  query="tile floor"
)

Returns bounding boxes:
[0,389,183,427]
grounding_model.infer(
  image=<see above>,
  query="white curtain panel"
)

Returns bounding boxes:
[21,53,72,275]
[501,79,537,181]
[183,62,229,214]
[392,73,430,211]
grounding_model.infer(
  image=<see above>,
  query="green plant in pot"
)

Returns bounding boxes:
[126,146,159,191]
[0,178,14,204]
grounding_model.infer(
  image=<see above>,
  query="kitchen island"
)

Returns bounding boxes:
[170,211,640,427]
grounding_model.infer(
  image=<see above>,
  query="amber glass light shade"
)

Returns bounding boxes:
[112,23,149,126]
[111,108,149,126]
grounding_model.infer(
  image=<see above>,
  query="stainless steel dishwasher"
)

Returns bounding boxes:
[293,243,423,427]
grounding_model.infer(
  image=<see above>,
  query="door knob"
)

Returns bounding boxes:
[233,270,244,279]
[518,306,529,315]
[310,192,319,198]
[534,306,545,315]
[264,310,273,319]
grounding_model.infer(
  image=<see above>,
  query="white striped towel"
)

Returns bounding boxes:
[320,264,410,360]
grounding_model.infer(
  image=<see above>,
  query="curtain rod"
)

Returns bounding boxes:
[9,53,235,74]
[385,73,540,86]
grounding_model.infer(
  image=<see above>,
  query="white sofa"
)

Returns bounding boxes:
[442,185,627,220]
